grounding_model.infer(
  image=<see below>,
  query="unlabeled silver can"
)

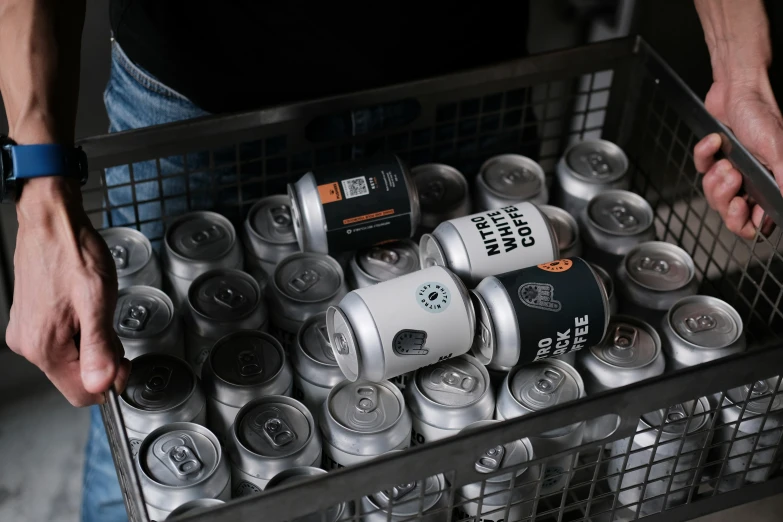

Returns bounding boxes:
[412,163,471,232]
[166,499,225,519]
[320,379,412,469]
[227,396,322,496]
[114,285,184,360]
[242,194,300,287]
[541,205,582,260]
[184,268,267,375]
[661,295,746,371]
[119,353,207,458]
[590,263,618,315]
[136,422,231,521]
[268,252,349,334]
[475,154,549,211]
[348,239,420,289]
[419,202,558,286]
[555,139,630,215]
[201,331,293,443]
[328,265,475,383]
[406,355,495,445]
[266,467,355,522]
[361,462,448,522]
[495,359,586,495]
[100,226,163,290]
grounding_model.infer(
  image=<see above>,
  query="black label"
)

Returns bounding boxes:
[495,258,607,364]
[311,154,413,254]
[234,480,262,498]
[323,453,346,470]
[411,427,427,446]
[293,384,305,402]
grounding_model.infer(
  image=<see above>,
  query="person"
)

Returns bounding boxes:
[0,0,780,521]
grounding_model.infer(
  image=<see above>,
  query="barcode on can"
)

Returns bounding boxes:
[341,176,370,198]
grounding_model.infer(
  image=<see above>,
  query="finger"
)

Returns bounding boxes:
[113,358,132,396]
[750,206,776,237]
[77,296,121,394]
[694,133,722,173]
[703,160,742,212]
[726,197,757,240]
[43,343,106,407]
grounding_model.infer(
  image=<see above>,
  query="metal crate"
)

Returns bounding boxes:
[85,36,783,522]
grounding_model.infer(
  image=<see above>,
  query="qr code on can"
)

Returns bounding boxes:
[341,176,370,198]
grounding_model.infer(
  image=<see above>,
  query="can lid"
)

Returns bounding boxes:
[587,190,654,236]
[418,234,448,269]
[100,227,154,278]
[669,296,742,349]
[237,401,312,457]
[142,427,219,486]
[328,381,403,433]
[416,356,488,408]
[590,263,614,301]
[726,377,783,414]
[541,205,579,253]
[299,313,339,367]
[166,211,236,261]
[641,399,709,436]
[369,474,443,516]
[590,317,660,369]
[565,140,628,184]
[356,240,420,282]
[625,242,695,292]
[274,253,343,303]
[210,331,284,386]
[327,305,361,381]
[480,155,545,200]
[122,354,195,411]
[248,195,298,244]
[510,361,583,411]
[460,420,534,483]
[114,286,173,340]
[412,163,468,214]
[469,290,496,366]
[188,269,260,322]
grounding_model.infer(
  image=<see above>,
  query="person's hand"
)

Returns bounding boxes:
[5,177,130,406]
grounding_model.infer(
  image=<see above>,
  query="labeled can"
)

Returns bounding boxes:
[495,359,586,494]
[361,462,448,522]
[419,202,558,286]
[268,252,348,334]
[347,240,420,289]
[288,153,420,255]
[471,258,609,369]
[184,268,267,375]
[266,467,355,522]
[227,396,322,495]
[242,194,300,286]
[475,154,548,210]
[100,226,163,290]
[406,355,495,445]
[412,163,471,231]
[114,285,184,360]
[327,265,475,383]
[555,139,630,215]
[607,398,713,516]
[541,205,582,260]
[320,379,412,469]
[201,331,293,443]
[119,353,207,458]
[161,211,243,307]
[166,499,225,519]
[661,295,746,371]
[590,263,618,315]
[136,422,231,521]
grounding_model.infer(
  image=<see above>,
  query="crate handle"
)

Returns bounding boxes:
[303,99,422,143]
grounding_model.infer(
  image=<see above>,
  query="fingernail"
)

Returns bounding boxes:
[83,366,113,391]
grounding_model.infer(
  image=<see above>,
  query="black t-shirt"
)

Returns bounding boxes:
[110,1,531,114]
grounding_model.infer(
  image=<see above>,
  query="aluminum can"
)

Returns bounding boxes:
[347,240,420,289]
[455,420,540,522]
[242,194,300,286]
[161,211,244,308]
[660,295,746,371]
[328,265,475,383]
[555,139,630,215]
[136,422,231,521]
[227,396,322,496]
[268,252,349,334]
[590,262,618,315]
[580,190,656,272]
[406,355,495,445]
[288,153,420,255]
[389,372,416,392]
[471,258,609,369]
[114,285,184,360]
[475,154,548,211]
[495,359,586,495]
[412,163,471,231]
[540,205,582,260]
[166,499,225,519]
[201,331,293,444]
[290,312,345,416]
[266,467,355,522]
[100,226,163,290]
[184,268,267,375]
[419,202,558,287]
[616,241,698,325]
[361,462,448,522]
[119,353,207,458]
[607,397,713,516]
[320,379,412,469]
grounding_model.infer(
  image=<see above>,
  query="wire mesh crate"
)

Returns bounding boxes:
[83,36,783,522]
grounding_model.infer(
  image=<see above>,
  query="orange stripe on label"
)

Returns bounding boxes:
[318,182,343,204]
[343,209,395,225]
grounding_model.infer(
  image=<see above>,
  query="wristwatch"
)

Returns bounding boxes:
[0,134,89,203]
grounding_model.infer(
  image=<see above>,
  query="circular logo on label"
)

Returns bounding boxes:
[542,466,565,489]
[234,480,262,497]
[416,282,451,313]
[537,259,573,273]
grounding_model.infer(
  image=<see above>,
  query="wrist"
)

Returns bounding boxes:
[16,177,83,223]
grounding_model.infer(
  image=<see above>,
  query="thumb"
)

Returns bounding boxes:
[77,296,120,394]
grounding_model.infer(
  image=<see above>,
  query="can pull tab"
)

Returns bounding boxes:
[236,349,263,377]
[157,435,203,478]
[381,482,417,502]
[213,282,246,309]
[613,325,638,350]
[580,152,612,177]
[427,367,476,394]
[189,225,226,247]
[683,314,717,334]
[109,245,128,270]
[268,204,293,229]
[334,333,350,355]
[636,256,670,274]
[316,323,336,361]
[475,445,506,474]
[748,380,771,397]
[252,410,296,448]
[368,247,400,266]
[355,386,378,413]
[534,368,565,395]
[288,269,319,293]
[421,179,445,204]
[119,303,150,332]
[141,365,173,401]
[609,205,638,229]
[665,404,688,424]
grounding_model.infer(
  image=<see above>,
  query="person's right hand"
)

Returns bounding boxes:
[5,177,130,406]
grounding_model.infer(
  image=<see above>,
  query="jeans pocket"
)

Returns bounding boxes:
[111,42,190,102]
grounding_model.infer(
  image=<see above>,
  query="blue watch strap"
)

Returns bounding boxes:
[10,144,76,179]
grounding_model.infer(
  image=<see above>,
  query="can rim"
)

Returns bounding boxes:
[324,379,407,435]
[469,289,495,365]
[477,154,546,200]
[119,353,198,414]
[271,252,346,304]
[408,354,492,412]
[399,155,422,235]
[411,162,470,212]
[115,285,175,339]
[584,257,612,340]
[351,239,420,285]
[294,312,340,370]
[100,227,154,278]
[362,469,445,516]
[186,268,262,322]
[540,205,580,252]
[418,233,449,271]
[588,314,662,370]
[207,330,287,389]
[163,210,237,262]
[623,241,696,291]
[585,189,655,237]
[664,295,743,349]
[326,305,362,382]
[562,139,629,184]
[244,194,299,247]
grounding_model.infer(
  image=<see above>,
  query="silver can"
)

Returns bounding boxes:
[266,467,355,522]
[320,379,412,468]
[348,240,420,289]
[389,372,416,392]
[607,398,713,516]
[361,463,448,522]
[227,396,322,495]
[406,355,495,445]
[136,422,231,521]
[661,295,746,371]
[475,154,549,211]
[114,285,184,360]
[495,359,586,495]
[161,211,244,308]
[419,202,558,286]
[100,226,163,290]
[201,331,293,443]
[590,263,618,315]
[119,353,207,458]
[540,205,582,260]
[412,163,471,231]
[268,252,349,334]
[166,499,225,519]
[242,194,300,286]
[328,265,475,383]
[184,268,267,375]
[555,139,630,215]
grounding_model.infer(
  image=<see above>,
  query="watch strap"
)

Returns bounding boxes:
[8,143,88,183]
